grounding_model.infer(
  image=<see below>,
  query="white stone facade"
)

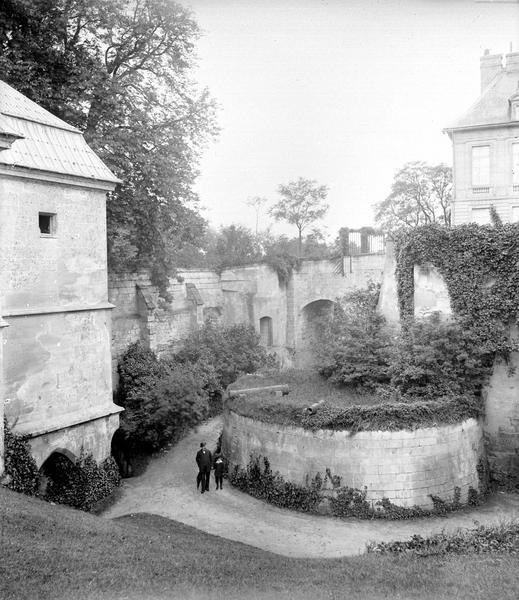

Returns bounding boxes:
[0,81,121,474]
[446,51,519,225]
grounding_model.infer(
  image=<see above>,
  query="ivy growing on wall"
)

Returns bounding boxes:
[395,223,519,368]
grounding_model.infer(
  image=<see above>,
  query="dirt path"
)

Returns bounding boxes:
[104,417,519,558]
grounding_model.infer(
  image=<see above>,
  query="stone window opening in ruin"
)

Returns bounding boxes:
[39,212,57,237]
[259,316,273,347]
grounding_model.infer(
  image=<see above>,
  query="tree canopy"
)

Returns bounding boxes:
[270,177,329,256]
[375,162,452,235]
[0,0,217,297]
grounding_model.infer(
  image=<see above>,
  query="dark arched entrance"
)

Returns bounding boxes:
[298,299,335,367]
[38,450,77,498]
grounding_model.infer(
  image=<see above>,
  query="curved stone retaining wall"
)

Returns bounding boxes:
[222,411,484,509]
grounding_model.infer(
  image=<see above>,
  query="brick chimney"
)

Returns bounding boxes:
[505,51,519,72]
[480,50,503,92]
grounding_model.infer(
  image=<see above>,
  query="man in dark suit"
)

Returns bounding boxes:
[196,442,212,493]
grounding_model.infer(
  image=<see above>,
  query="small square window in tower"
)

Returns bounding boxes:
[39,212,56,236]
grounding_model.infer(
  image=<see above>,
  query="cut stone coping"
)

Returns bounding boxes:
[222,410,484,510]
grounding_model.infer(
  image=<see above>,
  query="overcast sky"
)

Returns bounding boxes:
[180,0,519,239]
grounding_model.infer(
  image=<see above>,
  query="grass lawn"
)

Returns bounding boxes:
[227,369,383,426]
[2,486,519,600]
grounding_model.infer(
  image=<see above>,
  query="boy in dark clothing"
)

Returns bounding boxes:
[196,442,212,493]
[213,450,224,490]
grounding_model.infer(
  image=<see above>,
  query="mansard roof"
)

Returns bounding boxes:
[0,80,120,186]
[445,61,519,132]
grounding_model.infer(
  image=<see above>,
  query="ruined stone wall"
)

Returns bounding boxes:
[377,242,399,324]
[386,258,519,481]
[293,256,385,366]
[108,256,386,382]
[108,271,151,374]
[484,349,519,481]
[222,410,484,509]
[414,264,452,319]
[108,269,222,367]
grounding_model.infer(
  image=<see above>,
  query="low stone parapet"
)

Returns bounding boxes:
[222,410,484,509]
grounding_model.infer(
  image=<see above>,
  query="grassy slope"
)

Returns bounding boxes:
[2,487,519,600]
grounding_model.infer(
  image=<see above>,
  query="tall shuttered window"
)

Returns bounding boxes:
[472,145,490,189]
[513,143,519,189]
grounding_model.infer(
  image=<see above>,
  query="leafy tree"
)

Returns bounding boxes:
[210,225,262,272]
[270,177,329,257]
[175,321,267,390]
[375,162,452,235]
[0,0,217,298]
[246,196,268,235]
[120,362,210,451]
[117,343,214,451]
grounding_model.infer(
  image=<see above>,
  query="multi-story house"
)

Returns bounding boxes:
[445,50,519,225]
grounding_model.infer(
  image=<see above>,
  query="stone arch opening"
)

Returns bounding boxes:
[38,450,77,497]
[259,316,273,347]
[111,428,133,477]
[298,299,335,367]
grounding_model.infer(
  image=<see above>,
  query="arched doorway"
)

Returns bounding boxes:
[259,316,273,347]
[38,450,77,498]
[111,428,133,477]
[298,299,335,367]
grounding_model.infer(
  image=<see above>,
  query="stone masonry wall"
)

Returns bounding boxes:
[484,348,519,482]
[0,175,119,469]
[108,256,385,384]
[29,413,120,469]
[386,259,519,481]
[222,411,484,509]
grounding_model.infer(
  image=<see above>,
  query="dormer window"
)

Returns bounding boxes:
[509,87,519,120]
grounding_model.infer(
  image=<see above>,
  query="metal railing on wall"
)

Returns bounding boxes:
[344,231,386,256]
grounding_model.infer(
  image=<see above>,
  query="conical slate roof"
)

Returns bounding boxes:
[0,80,120,185]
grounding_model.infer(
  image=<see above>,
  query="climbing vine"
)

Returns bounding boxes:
[395,223,519,365]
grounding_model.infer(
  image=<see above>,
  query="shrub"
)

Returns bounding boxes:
[389,313,493,398]
[300,393,482,432]
[3,419,39,495]
[395,223,519,364]
[367,522,519,555]
[45,452,120,512]
[315,283,393,390]
[329,486,372,518]
[117,324,267,454]
[175,320,267,390]
[229,455,322,512]
[230,454,476,520]
[117,342,166,400]
[119,360,210,452]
